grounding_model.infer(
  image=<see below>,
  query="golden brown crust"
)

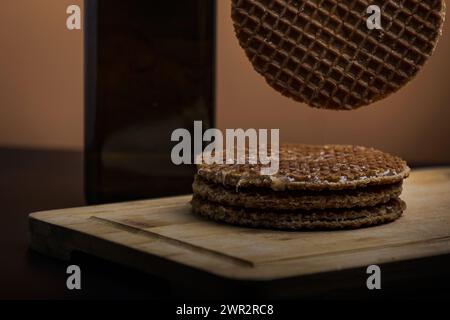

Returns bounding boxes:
[193,176,403,210]
[198,144,410,191]
[232,0,446,110]
[192,196,406,230]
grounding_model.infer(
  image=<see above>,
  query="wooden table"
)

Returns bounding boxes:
[1,148,449,299]
[28,163,450,299]
[0,149,170,299]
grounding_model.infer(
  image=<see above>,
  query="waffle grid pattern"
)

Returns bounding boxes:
[232,0,445,109]
[197,144,410,190]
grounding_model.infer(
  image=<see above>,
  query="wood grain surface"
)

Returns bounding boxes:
[29,168,450,283]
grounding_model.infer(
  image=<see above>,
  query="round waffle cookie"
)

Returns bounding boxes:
[192,196,406,230]
[197,144,410,191]
[193,144,409,230]
[193,175,403,210]
[232,0,446,110]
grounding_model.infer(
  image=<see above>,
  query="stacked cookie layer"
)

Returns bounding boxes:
[192,145,410,230]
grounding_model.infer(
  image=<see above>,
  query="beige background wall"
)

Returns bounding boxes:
[1,1,449,164]
[0,0,83,150]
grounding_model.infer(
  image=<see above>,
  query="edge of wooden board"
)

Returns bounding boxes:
[28,168,450,282]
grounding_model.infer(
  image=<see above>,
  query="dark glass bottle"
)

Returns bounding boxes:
[84,0,216,204]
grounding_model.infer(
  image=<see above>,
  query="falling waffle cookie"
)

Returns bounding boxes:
[232,0,446,110]
[192,144,410,230]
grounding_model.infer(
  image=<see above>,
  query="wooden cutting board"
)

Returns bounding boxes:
[29,168,450,298]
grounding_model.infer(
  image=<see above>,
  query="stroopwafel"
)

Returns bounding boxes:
[232,0,446,109]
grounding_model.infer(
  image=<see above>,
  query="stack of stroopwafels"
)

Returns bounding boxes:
[192,144,410,230]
